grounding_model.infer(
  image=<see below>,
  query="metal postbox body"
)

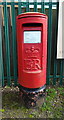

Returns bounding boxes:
[16,12,47,89]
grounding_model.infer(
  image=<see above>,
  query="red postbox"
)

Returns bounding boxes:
[16,12,47,89]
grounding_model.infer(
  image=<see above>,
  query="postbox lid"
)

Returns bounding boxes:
[17,12,47,19]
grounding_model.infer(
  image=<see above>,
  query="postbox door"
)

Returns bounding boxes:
[23,26,43,72]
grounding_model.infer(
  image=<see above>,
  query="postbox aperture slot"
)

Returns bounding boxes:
[24,31,41,43]
[23,23,42,27]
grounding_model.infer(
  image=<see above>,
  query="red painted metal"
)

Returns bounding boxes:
[16,12,48,88]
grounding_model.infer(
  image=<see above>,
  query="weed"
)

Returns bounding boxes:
[0,109,5,112]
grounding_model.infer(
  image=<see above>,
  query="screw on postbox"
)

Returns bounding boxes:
[16,12,47,91]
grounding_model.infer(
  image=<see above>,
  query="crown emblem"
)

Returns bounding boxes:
[25,46,39,58]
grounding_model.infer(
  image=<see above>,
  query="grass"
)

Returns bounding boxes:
[40,87,64,118]
[2,86,64,118]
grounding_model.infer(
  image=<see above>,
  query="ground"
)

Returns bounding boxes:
[1,85,64,119]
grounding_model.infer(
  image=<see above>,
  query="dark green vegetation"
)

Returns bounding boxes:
[2,86,64,118]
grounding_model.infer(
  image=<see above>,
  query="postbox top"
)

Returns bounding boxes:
[17,12,47,19]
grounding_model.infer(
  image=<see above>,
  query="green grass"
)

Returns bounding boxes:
[2,86,64,118]
[40,87,64,118]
